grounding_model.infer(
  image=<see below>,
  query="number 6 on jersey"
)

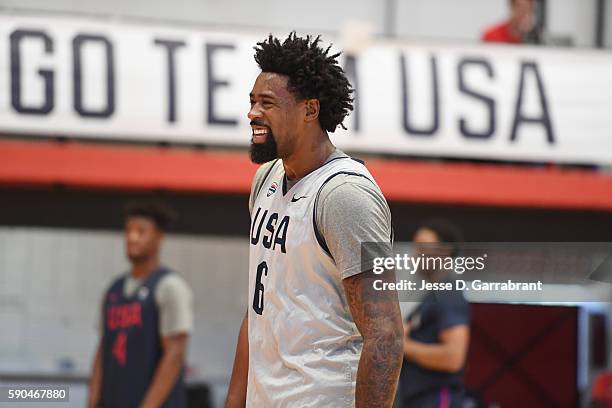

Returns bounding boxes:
[252,261,268,315]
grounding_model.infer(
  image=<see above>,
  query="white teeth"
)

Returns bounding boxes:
[253,129,267,135]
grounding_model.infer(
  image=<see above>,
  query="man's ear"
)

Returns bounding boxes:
[304,99,320,123]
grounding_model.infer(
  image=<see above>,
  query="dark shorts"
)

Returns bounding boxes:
[401,387,463,408]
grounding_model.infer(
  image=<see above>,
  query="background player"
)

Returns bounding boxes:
[225,33,404,407]
[398,220,470,408]
[482,0,539,44]
[87,202,193,408]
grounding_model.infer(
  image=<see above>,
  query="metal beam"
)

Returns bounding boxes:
[596,0,606,48]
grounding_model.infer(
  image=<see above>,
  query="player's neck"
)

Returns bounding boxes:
[282,132,335,180]
[130,255,159,279]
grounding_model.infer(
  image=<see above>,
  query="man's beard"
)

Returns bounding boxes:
[250,129,279,164]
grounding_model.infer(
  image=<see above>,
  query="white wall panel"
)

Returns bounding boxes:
[546,0,597,46]
[0,227,248,383]
[0,0,386,36]
[394,0,508,41]
[0,0,602,46]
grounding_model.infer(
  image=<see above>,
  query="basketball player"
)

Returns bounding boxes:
[87,202,193,408]
[398,220,470,408]
[225,33,403,407]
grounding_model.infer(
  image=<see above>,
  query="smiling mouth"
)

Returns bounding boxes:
[251,127,270,144]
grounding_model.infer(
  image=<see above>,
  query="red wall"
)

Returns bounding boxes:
[465,303,579,407]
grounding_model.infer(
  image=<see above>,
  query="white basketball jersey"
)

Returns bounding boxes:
[246,156,378,408]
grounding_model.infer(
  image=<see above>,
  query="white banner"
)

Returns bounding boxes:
[1,14,612,165]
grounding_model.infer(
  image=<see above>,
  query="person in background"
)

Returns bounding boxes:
[87,201,193,408]
[482,0,540,44]
[398,220,470,408]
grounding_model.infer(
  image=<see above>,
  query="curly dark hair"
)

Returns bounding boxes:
[418,219,464,244]
[417,219,464,256]
[254,32,354,132]
[124,200,176,231]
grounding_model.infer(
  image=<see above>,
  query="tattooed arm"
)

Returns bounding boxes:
[316,173,401,406]
[343,269,403,408]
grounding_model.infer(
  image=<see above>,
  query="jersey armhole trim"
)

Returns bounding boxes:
[312,170,374,260]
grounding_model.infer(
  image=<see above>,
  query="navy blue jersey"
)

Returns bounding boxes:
[399,279,469,404]
[101,267,186,408]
